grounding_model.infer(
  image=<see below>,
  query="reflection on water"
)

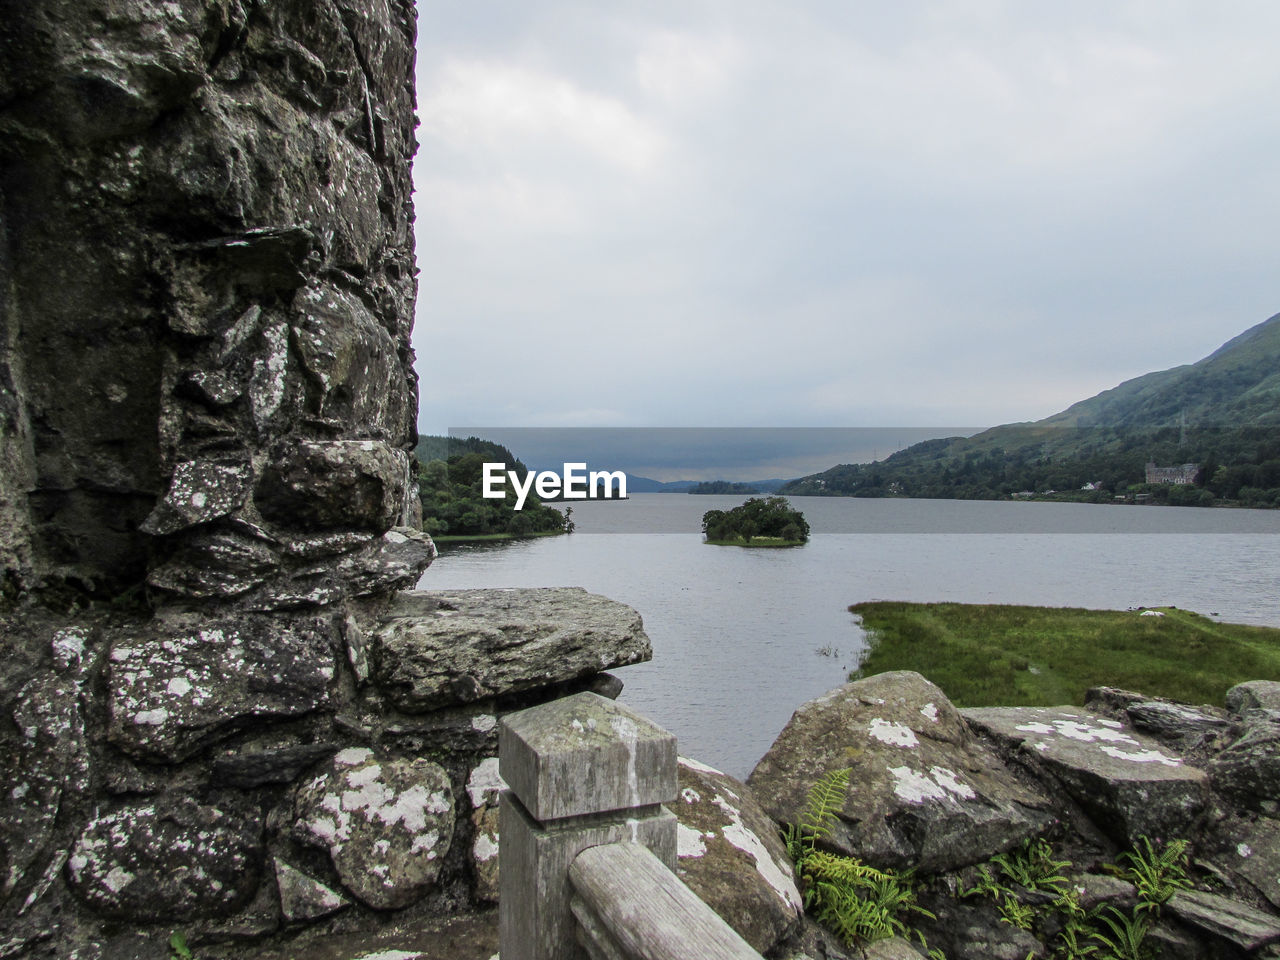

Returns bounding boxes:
[420,496,1280,778]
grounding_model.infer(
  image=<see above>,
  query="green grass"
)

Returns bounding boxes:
[704,536,807,548]
[849,601,1280,707]
[431,529,566,543]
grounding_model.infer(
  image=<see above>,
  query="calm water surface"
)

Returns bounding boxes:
[419,496,1280,777]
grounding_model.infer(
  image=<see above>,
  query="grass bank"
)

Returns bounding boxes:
[849,601,1280,707]
[431,529,566,544]
[704,536,807,548]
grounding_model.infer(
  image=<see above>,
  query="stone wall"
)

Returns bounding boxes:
[0,6,664,958]
[0,0,424,603]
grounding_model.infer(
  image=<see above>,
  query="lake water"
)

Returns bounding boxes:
[417,495,1280,778]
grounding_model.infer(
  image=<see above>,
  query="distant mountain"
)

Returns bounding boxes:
[781,312,1280,506]
[624,476,700,493]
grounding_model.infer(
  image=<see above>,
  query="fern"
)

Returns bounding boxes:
[1091,906,1151,960]
[799,767,851,849]
[1112,836,1191,912]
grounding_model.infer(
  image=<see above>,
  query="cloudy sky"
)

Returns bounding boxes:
[412,1,1280,437]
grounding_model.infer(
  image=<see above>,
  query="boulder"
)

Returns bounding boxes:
[293,749,454,910]
[107,614,337,762]
[674,756,803,955]
[748,672,1054,874]
[1227,681,1280,716]
[371,589,651,712]
[66,799,262,921]
[257,440,408,533]
[961,705,1207,845]
[1207,713,1280,812]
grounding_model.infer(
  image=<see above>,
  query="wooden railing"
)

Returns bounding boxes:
[498,692,764,960]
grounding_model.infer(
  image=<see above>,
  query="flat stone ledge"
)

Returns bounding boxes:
[962,705,1208,843]
[372,588,651,711]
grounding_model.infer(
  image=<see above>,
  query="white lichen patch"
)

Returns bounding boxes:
[1099,745,1181,767]
[709,793,802,913]
[869,718,919,748]
[888,765,977,805]
[466,757,504,809]
[920,703,939,722]
[1238,843,1253,858]
[1017,717,1140,746]
[335,747,374,767]
[681,787,702,804]
[677,822,710,858]
[678,756,727,777]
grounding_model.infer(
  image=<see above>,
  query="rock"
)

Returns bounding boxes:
[673,756,802,955]
[1070,873,1137,912]
[1167,888,1280,952]
[242,527,436,611]
[1207,714,1280,812]
[139,458,252,536]
[66,799,262,921]
[273,858,350,923]
[290,285,412,440]
[1206,815,1280,910]
[211,741,340,790]
[748,672,1053,874]
[470,806,500,904]
[344,527,437,597]
[961,706,1208,845]
[861,938,927,959]
[107,614,337,762]
[293,749,454,910]
[147,528,280,599]
[371,589,651,712]
[0,627,92,900]
[257,440,408,533]
[1227,681,1280,716]
[466,757,503,903]
[1124,700,1234,742]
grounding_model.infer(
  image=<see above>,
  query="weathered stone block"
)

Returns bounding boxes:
[500,692,676,821]
[107,614,337,763]
[257,439,407,532]
[67,799,261,921]
[139,458,252,535]
[293,748,454,910]
[373,589,650,712]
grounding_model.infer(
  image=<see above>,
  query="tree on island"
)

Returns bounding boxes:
[701,496,809,545]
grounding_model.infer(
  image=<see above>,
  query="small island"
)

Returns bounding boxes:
[701,496,809,546]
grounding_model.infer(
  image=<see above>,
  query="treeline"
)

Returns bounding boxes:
[417,435,568,537]
[702,496,810,544]
[688,480,760,495]
[781,425,1280,508]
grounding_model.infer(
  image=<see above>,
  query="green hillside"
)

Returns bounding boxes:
[781,312,1280,506]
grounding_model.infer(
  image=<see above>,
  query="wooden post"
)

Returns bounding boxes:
[499,692,678,960]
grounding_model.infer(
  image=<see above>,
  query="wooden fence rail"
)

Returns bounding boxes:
[498,691,765,960]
